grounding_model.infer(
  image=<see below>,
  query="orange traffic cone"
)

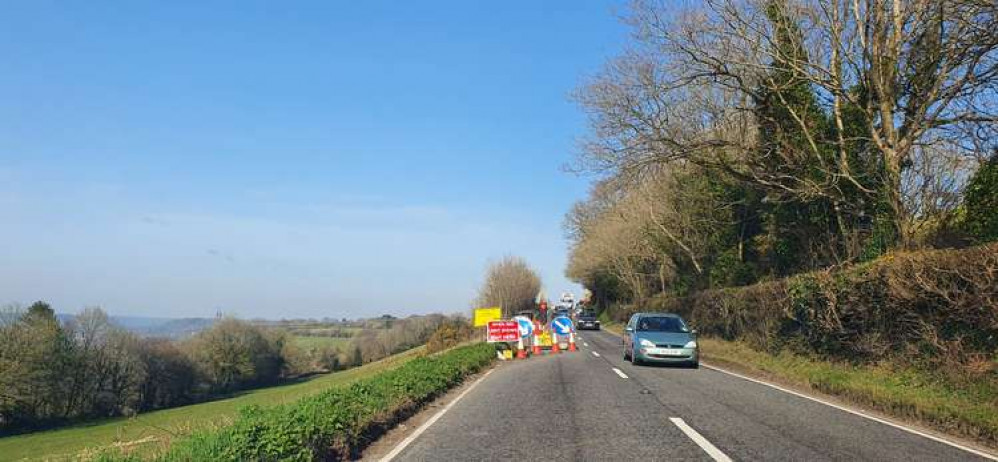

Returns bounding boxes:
[551,333,561,354]
[532,333,542,356]
[516,338,527,359]
[568,332,578,352]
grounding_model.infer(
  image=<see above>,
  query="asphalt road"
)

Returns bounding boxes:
[387,329,994,461]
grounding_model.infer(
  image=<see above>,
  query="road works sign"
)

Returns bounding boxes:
[486,321,519,343]
[551,316,573,335]
[473,307,502,327]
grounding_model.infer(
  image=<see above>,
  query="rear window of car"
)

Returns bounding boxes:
[636,316,688,333]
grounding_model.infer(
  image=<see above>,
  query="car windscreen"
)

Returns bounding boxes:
[579,316,596,321]
[636,316,688,333]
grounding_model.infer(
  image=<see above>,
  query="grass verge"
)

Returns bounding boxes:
[97,342,494,461]
[0,347,424,462]
[699,338,998,448]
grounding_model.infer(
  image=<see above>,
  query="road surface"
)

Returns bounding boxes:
[386,329,994,461]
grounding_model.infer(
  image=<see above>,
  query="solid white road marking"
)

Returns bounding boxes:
[612,367,629,379]
[595,329,997,460]
[583,342,590,347]
[592,351,601,357]
[380,369,495,462]
[670,417,733,462]
[702,364,998,461]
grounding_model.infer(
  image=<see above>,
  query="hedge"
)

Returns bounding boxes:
[99,343,494,461]
[613,243,998,371]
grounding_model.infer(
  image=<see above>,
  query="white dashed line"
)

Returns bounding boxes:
[591,351,601,357]
[670,417,733,462]
[583,342,589,347]
[612,367,628,379]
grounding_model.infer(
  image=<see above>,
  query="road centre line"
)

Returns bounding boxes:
[593,329,997,460]
[380,369,495,462]
[612,367,629,379]
[592,351,600,357]
[670,418,733,462]
[701,363,998,461]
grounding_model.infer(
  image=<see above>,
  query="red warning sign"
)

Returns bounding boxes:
[486,320,519,343]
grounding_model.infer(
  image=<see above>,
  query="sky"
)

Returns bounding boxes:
[0,1,630,319]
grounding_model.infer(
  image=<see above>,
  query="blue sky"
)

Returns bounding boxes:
[0,1,629,319]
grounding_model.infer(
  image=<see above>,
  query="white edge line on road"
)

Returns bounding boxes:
[702,363,998,461]
[612,367,629,379]
[380,368,495,462]
[591,351,601,357]
[670,417,733,462]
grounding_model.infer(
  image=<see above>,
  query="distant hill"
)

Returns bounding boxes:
[138,317,216,339]
[56,313,216,339]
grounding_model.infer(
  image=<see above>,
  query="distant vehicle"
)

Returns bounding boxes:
[623,313,698,368]
[577,311,600,330]
[553,307,570,320]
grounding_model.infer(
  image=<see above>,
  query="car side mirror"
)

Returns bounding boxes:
[691,329,698,336]
[625,326,633,333]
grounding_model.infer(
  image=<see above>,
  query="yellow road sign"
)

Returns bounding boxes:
[473,307,502,327]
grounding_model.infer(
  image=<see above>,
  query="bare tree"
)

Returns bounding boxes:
[576,0,998,248]
[476,256,542,317]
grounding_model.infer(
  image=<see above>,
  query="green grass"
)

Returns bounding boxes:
[106,343,495,462]
[0,347,424,462]
[291,335,350,350]
[700,338,998,447]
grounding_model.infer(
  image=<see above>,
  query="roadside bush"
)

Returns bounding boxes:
[182,319,286,393]
[99,343,494,461]
[425,320,474,353]
[610,243,998,375]
[136,339,198,411]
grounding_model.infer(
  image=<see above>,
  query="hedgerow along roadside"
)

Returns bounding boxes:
[604,243,998,445]
[97,342,495,461]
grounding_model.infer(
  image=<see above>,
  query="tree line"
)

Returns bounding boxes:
[0,302,462,435]
[566,0,998,305]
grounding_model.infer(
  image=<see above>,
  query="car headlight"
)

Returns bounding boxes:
[639,338,656,347]
[684,340,697,349]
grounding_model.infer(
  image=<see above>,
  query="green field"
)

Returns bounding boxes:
[291,335,351,350]
[0,347,424,462]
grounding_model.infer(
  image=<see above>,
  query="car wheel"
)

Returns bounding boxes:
[623,348,631,361]
[689,360,700,369]
[631,349,642,366]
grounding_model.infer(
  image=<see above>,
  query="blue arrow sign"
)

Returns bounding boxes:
[551,316,573,335]
[514,316,534,338]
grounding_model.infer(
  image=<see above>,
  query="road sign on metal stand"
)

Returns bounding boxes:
[513,316,534,359]
[551,316,573,335]
[486,321,518,343]
[473,307,502,327]
[551,316,573,353]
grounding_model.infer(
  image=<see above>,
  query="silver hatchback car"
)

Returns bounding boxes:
[623,313,699,368]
